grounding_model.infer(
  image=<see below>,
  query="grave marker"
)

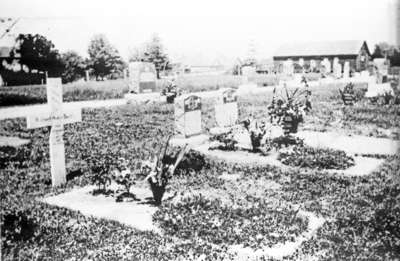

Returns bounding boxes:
[283,60,294,76]
[174,95,202,138]
[128,62,157,93]
[343,61,350,79]
[215,88,238,128]
[310,60,316,71]
[322,58,331,74]
[334,62,342,79]
[27,78,82,187]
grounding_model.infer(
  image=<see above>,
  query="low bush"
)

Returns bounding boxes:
[278,145,355,170]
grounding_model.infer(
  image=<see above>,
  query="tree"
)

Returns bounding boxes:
[87,34,124,80]
[373,42,400,67]
[60,51,87,83]
[372,45,384,59]
[129,34,170,79]
[12,34,63,77]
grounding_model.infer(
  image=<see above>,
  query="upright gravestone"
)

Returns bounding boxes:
[343,61,350,79]
[241,65,256,84]
[283,59,294,76]
[123,68,128,80]
[128,62,157,93]
[322,58,331,74]
[310,60,316,72]
[334,62,342,79]
[174,95,202,138]
[373,58,389,84]
[85,70,90,81]
[27,78,82,187]
[215,88,238,128]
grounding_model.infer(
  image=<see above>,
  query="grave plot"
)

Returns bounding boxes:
[2,79,399,260]
[172,85,397,177]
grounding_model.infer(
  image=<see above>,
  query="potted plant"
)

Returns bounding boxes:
[86,152,117,195]
[142,137,188,205]
[268,87,311,135]
[161,79,181,103]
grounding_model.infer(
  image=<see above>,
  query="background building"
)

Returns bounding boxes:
[273,40,371,72]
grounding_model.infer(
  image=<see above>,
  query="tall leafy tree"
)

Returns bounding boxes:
[61,51,87,83]
[372,45,384,59]
[12,33,63,77]
[373,42,400,66]
[129,34,170,78]
[87,34,124,80]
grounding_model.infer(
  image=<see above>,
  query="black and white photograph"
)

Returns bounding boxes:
[0,0,399,260]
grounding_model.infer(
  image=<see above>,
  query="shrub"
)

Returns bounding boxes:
[1,209,37,249]
[86,151,118,194]
[278,145,355,170]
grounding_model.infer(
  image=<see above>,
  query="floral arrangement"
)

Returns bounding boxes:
[111,158,142,202]
[161,78,181,103]
[268,86,312,134]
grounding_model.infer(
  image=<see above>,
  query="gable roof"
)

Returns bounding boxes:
[273,40,369,58]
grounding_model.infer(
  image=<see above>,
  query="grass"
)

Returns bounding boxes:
[0,75,245,107]
[1,81,399,260]
[0,73,321,107]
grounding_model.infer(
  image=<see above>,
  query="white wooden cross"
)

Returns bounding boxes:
[26,78,82,187]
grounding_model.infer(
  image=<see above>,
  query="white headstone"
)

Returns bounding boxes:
[283,60,294,75]
[215,88,238,128]
[322,58,331,74]
[26,78,82,187]
[310,60,316,71]
[334,62,342,79]
[123,68,128,80]
[174,95,202,138]
[298,58,304,67]
[128,62,157,93]
[241,66,256,84]
[85,70,90,81]
[365,83,394,98]
[343,62,350,79]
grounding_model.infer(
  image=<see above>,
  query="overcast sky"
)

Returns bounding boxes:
[0,0,395,65]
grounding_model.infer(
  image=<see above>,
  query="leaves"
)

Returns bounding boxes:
[278,145,355,170]
[154,195,308,249]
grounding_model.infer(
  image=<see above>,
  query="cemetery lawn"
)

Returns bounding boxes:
[1,84,400,260]
[0,75,244,107]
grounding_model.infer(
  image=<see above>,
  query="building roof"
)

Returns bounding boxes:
[273,40,368,58]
